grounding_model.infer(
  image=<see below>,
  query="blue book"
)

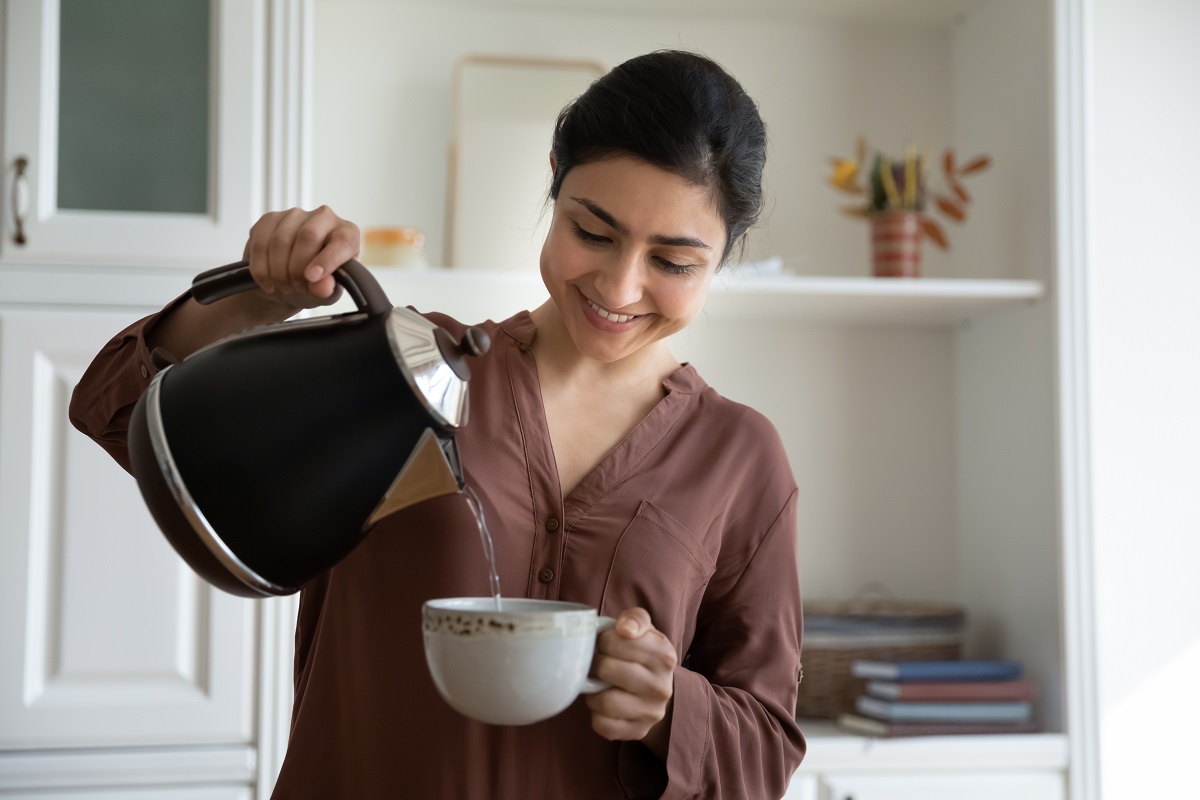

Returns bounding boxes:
[856,695,1034,723]
[851,659,1023,683]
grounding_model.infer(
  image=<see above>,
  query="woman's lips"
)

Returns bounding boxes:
[579,291,643,331]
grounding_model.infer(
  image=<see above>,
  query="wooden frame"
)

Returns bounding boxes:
[444,55,605,271]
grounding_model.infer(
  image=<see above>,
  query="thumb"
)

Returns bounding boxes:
[617,607,653,638]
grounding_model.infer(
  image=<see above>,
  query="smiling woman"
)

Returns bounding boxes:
[69,49,806,800]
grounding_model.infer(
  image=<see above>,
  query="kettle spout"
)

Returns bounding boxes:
[366,428,463,528]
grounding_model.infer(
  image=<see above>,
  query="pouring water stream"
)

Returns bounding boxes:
[463,483,503,611]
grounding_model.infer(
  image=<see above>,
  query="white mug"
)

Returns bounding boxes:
[422,597,616,726]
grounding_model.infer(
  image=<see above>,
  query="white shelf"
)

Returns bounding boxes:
[0,264,1043,329]
[795,721,1069,773]
[364,267,1044,328]
[706,274,1044,326]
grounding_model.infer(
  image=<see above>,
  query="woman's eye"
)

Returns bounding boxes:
[570,220,696,275]
[656,258,695,276]
[571,222,610,245]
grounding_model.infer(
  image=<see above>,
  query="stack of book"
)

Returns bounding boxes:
[837,659,1041,738]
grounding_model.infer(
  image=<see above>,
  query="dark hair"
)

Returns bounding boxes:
[549,50,767,264]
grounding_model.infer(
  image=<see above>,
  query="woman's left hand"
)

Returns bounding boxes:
[586,607,678,757]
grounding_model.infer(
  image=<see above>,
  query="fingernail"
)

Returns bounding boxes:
[620,620,639,636]
[306,265,324,281]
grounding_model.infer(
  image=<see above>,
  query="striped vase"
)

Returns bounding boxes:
[869,210,922,278]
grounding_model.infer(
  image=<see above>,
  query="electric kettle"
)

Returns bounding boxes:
[127,259,490,598]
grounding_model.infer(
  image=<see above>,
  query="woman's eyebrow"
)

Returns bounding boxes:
[569,196,713,250]
[571,196,628,234]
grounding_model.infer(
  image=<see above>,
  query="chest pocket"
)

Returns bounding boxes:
[599,500,716,653]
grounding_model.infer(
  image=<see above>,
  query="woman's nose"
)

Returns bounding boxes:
[595,251,644,310]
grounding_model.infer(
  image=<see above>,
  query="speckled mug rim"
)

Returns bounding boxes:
[422,597,600,637]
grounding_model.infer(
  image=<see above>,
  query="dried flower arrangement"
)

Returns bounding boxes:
[828,137,992,249]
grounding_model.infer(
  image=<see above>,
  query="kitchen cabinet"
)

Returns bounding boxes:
[1,0,264,268]
[0,0,306,796]
[0,308,258,780]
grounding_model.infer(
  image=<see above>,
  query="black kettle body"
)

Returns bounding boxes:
[128,260,490,597]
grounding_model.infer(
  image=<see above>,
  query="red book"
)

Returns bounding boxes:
[865,679,1037,702]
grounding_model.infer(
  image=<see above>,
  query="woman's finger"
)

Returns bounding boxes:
[304,214,361,298]
[587,708,650,742]
[593,654,672,703]
[615,607,653,638]
[588,662,676,743]
[586,682,662,720]
[245,210,284,293]
[240,207,360,307]
[266,208,312,296]
[596,626,677,675]
[585,673,671,742]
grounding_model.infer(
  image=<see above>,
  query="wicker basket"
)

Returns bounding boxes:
[795,595,965,719]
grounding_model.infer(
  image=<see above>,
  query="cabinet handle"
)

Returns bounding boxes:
[11,155,29,245]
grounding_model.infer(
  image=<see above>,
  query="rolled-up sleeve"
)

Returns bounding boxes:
[68,294,189,473]
[619,488,806,799]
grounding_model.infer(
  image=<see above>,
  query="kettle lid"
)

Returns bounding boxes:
[385,308,491,429]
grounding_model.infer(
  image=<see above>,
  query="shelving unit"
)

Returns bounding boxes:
[313,2,1067,795]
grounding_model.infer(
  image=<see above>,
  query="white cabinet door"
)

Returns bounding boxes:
[0,308,257,749]
[820,771,1065,800]
[1,0,264,268]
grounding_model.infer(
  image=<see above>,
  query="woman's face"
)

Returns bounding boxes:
[539,156,727,365]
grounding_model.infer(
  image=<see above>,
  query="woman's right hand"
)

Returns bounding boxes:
[244,206,361,311]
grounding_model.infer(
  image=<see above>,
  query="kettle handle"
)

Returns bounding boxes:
[191,259,393,317]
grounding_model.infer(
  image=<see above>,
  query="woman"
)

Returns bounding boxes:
[70,50,805,798]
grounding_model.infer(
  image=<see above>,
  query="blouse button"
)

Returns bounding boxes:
[538,567,554,583]
[545,517,560,532]
[140,364,149,378]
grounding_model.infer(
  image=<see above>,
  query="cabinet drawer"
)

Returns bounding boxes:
[821,771,1065,800]
[0,788,252,800]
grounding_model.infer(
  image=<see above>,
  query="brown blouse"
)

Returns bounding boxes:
[69,302,806,799]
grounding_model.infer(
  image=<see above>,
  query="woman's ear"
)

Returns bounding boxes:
[549,152,557,174]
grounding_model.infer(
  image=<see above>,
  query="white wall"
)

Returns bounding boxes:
[312,0,958,277]
[672,318,958,602]
[1089,0,1200,796]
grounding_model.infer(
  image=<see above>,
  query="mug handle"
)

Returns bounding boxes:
[580,616,617,694]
